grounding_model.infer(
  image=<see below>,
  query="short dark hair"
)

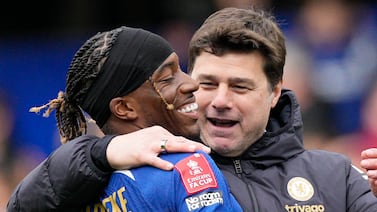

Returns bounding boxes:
[188,7,286,88]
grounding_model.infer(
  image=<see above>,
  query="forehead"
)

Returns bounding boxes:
[191,51,265,80]
[150,53,179,79]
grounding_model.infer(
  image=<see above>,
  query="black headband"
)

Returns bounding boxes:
[81,27,173,127]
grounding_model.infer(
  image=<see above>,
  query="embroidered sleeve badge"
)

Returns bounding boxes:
[175,153,218,194]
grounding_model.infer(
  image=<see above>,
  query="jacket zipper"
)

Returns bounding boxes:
[233,159,259,212]
[233,159,243,177]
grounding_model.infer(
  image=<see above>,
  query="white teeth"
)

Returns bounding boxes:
[177,103,198,113]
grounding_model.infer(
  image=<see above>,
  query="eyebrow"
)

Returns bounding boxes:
[230,77,255,86]
[195,74,217,81]
[156,61,175,73]
[152,61,174,77]
[196,73,255,85]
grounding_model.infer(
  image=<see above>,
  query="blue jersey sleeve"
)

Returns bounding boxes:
[96,151,242,211]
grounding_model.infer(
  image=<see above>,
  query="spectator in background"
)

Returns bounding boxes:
[324,79,377,170]
[159,20,196,71]
[360,79,377,195]
[0,91,15,210]
[282,39,333,149]
[290,0,377,136]
[0,90,45,211]
[358,80,377,158]
[0,91,42,211]
[212,0,256,9]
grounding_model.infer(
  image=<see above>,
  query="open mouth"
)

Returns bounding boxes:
[208,118,237,127]
[177,103,198,113]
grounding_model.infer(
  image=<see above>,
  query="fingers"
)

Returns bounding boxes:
[369,179,377,197]
[360,148,377,172]
[360,148,377,189]
[361,148,377,159]
[106,126,210,171]
[152,137,210,170]
[162,136,211,154]
[361,159,377,171]
[359,148,377,197]
[366,169,377,179]
[147,156,175,171]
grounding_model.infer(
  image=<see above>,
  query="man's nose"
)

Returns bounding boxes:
[211,85,232,110]
[180,76,199,93]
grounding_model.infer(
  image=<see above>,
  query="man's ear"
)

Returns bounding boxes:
[109,97,138,120]
[271,81,283,108]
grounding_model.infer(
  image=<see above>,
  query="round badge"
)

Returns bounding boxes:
[287,177,314,201]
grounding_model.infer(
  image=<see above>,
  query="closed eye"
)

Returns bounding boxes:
[199,82,217,89]
[232,85,251,93]
[159,77,174,83]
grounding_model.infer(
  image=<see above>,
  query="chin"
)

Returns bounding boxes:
[184,126,201,141]
[211,146,231,156]
[207,140,236,156]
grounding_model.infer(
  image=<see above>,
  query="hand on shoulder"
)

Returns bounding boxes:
[106,126,210,170]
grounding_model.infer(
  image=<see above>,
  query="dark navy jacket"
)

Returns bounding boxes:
[7,135,114,211]
[213,89,377,211]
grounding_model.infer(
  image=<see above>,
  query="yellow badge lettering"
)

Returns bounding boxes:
[84,203,106,212]
[117,187,127,211]
[101,187,128,212]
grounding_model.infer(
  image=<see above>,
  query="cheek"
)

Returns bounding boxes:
[241,102,269,131]
[163,87,177,102]
[194,89,209,108]
[240,95,270,118]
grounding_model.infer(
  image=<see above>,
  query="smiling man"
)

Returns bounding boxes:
[191,51,280,157]
[7,26,241,211]
[186,7,377,211]
[86,46,240,211]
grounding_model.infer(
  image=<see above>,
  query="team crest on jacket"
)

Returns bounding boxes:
[175,153,218,194]
[287,177,314,201]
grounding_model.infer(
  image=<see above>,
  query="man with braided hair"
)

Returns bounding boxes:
[7,26,241,211]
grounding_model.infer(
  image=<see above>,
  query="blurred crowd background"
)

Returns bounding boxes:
[0,0,376,210]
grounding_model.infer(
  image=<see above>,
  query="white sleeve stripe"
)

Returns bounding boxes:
[351,164,368,180]
[114,170,136,180]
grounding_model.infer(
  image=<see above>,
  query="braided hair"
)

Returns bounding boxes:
[30,27,124,144]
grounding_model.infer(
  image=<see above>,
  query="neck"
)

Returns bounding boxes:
[102,120,145,135]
